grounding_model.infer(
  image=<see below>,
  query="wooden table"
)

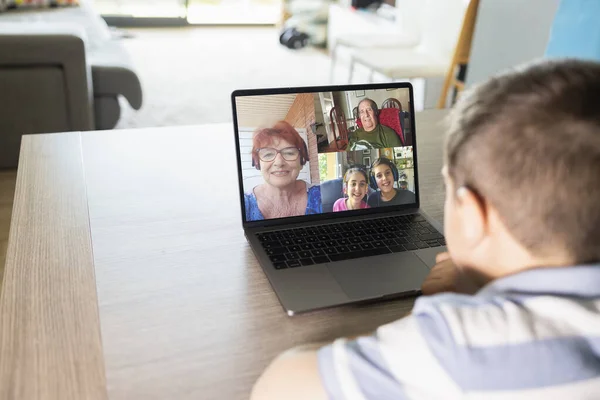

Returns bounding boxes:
[0,110,448,400]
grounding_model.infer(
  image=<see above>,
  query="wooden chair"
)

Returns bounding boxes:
[381,98,403,111]
[381,97,411,146]
[330,106,348,150]
[437,0,481,108]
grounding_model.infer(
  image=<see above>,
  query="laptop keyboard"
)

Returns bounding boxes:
[256,214,446,270]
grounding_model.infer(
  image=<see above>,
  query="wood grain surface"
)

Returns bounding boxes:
[0,134,107,400]
[0,110,448,400]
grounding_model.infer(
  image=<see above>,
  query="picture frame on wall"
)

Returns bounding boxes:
[363,156,371,166]
[363,149,370,155]
[355,90,365,97]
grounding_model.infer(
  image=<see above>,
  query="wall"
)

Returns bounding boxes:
[546,0,600,60]
[465,0,560,87]
[284,93,320,184]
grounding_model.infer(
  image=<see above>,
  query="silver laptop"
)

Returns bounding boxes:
[231,82,446,315]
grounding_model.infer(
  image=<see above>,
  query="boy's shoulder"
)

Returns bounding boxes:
[319,267,600,398]
[412,280,598,346]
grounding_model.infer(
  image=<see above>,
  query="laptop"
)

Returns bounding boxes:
[231,82,447,315]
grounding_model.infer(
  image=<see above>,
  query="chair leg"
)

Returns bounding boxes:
[437,63,455,109]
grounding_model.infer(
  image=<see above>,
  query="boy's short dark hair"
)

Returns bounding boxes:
[445,59,600,263]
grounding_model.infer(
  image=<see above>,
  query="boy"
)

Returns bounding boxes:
[251,59,600,399]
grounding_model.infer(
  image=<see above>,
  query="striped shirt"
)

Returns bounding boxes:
[317,265,600,399]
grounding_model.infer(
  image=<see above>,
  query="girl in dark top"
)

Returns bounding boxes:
[367,157,416,207]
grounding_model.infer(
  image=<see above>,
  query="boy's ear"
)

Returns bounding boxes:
[456,186,488,245]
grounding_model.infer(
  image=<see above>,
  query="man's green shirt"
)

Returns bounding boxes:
[348,124,402,150]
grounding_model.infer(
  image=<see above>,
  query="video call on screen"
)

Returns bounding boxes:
[236,88,416,222]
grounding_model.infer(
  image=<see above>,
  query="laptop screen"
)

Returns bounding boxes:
[232,83,418,225]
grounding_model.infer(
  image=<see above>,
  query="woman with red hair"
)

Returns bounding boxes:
[245,121,321,221]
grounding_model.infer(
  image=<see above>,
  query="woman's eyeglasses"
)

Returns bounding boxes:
[256,147,300,162]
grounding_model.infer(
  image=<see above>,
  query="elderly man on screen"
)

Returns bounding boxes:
[348,98,403,150]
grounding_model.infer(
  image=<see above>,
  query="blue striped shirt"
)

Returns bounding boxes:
[318,265,600,399]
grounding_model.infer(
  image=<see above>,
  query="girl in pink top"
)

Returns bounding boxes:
[332,167,371,212]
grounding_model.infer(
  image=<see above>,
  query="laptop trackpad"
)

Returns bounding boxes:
[327,252,430,301]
